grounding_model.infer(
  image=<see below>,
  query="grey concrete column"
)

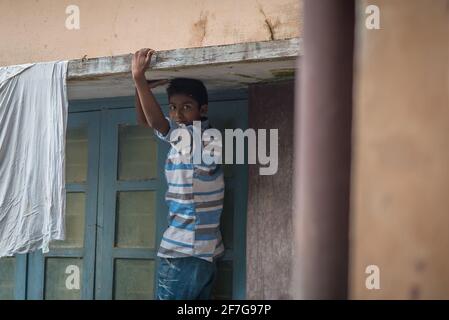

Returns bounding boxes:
[292,0,355,299]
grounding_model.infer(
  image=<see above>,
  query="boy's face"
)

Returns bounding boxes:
[168,93,207,126]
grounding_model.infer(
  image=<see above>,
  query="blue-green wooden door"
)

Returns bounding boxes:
[0,96,248,300]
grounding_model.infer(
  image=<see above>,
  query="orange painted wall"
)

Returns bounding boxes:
[0,0,302,66]
[350,0,449,299]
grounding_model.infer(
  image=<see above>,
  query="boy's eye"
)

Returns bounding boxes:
[168,104,193,112]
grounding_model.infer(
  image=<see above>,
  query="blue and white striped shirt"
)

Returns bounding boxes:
[154,117,225,262]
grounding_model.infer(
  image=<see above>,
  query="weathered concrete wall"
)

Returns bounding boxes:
[0,0,302,66]
[247,80,294,299]
[350,0,449,299]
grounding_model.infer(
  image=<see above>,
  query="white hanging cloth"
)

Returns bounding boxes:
[0,61,68,258]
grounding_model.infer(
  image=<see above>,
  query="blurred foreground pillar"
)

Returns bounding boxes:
[291,0,355,299]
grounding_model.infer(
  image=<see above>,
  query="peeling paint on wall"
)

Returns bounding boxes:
[257,2,281,41]
[189,10,209,47]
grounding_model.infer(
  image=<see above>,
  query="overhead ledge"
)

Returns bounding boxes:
[67,37,302,100]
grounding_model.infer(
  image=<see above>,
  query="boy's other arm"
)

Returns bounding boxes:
[132,48,170,135]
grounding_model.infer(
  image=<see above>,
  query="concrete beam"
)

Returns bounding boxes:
[66,38,301,99]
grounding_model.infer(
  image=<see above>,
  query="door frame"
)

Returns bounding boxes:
[20,89,248,300]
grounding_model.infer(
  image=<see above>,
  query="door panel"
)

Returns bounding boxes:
[0,254,27,299]
[115,191,157,249]
[44,257,83,300]
[0,258,15,299]
[113,259,155,300]
[117,125,158,181]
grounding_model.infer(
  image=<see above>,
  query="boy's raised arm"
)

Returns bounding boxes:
[132,48,169,135]
[135,88,148,127]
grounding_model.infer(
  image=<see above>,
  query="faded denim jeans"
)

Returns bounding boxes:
[156,257,217,300]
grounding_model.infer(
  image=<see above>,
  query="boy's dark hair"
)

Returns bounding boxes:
[166,78,208,107]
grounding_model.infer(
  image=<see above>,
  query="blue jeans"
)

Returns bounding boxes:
[156,257,217,300]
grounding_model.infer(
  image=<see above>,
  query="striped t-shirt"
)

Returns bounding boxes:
[154,117,225,262]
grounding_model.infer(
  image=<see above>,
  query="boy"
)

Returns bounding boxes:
[132,48,225,300]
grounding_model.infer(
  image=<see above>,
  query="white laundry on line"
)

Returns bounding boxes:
[0,61,68,258]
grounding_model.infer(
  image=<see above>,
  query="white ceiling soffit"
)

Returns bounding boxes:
[67,37,302,100]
